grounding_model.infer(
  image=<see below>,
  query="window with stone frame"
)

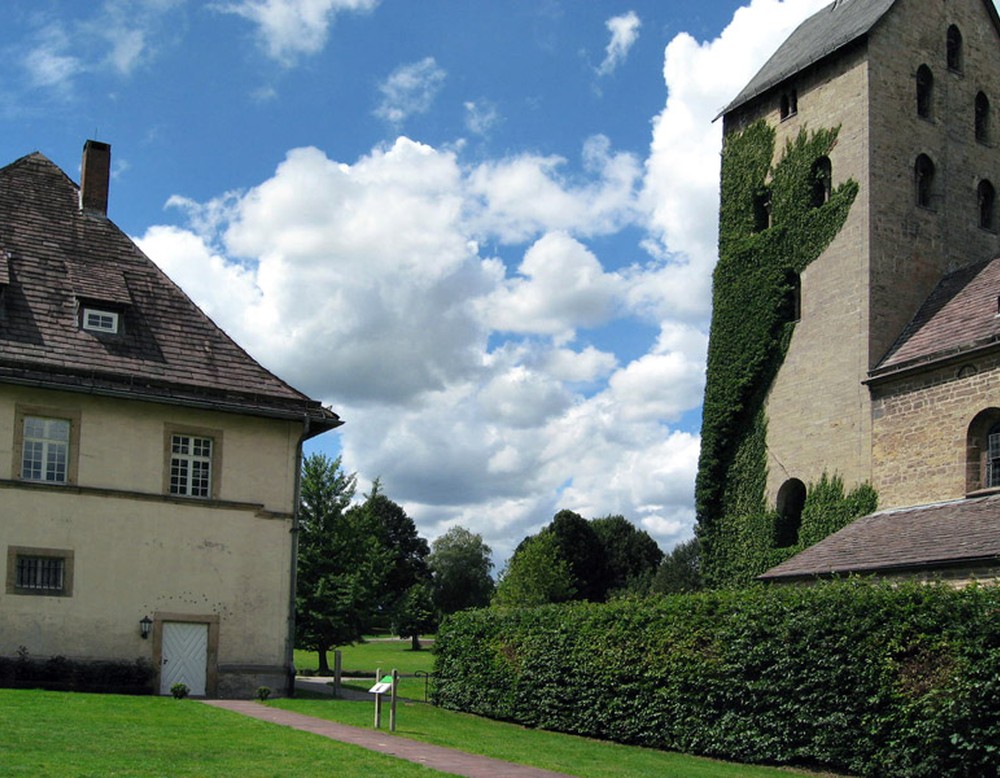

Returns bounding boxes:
[947,25,963,72]
[780,89,798,120]
[979,180,996,231]
[965,410,1000,493]
[915,154,936,209]
[976,92,990,144]
[916,65,933,118]
[165,426,222,499]
[6,547,74,597]
[170,434,212,497]
[21,416,69,483]
[810,156,832,208]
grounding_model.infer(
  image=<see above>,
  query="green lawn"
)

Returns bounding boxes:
[295,636,435,676]
[0,689,439,777]
[273,696,839,778]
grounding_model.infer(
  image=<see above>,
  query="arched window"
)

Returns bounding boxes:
[780,90,798,120]
[916,65,933,118]
[779,270,801,323]
[775,479,806,548]
[753,190,771,233]
[810,156,832,208]
[976,92,990,143]
[979,180,996,231]
[966,410,1000,492]
[915,154,936,208]
[947,25,963,72]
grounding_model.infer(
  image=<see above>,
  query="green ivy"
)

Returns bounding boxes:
[696,120,865,586]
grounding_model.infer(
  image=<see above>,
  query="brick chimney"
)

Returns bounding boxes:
[80,140,111,215]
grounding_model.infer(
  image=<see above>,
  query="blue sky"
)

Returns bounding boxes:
[3,0,848,562]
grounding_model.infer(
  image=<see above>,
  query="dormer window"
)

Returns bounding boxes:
[81,306,120,334]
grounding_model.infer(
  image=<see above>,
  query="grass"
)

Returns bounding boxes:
[295,637,435,699]
[273,696,840,778]
[295,636,435,676]
[0,689,439,776]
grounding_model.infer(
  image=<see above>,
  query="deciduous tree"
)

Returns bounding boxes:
[428,526,494,614]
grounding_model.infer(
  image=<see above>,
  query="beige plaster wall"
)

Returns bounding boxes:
[0,385,306,695]
[0,386,301,513]
[0,487,293,675]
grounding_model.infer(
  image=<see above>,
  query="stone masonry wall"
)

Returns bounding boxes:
[871,352,1000,508]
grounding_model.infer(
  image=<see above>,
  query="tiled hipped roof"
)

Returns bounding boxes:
[0,151,340,435]
[873,256,1000,375]
[760,494,1000,581]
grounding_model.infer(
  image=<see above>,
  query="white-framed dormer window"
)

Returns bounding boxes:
[82,307,120,334]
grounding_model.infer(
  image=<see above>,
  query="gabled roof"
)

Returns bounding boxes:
[872,255,1000,377]
[0,150,341,436]
[760,493,1000,581]
[721,0,897,118]
[720,0,1000,119]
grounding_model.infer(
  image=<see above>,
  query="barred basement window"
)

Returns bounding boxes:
[6,547,74,597]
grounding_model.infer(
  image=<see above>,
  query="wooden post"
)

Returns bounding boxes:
[333,650,342,698]
[374,667,382,729]
[389,669,398,732]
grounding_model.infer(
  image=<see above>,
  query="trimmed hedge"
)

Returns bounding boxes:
[432,582,1000,777]
[0,651,155,695]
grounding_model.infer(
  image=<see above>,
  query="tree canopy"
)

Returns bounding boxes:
[428,526,495,614]
[295,454,390,672]
[493,531,576,607]
[591,514,664,594]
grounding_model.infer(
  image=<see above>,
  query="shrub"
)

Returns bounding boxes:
[433,581,1000,777]
[256,686,272,701]
[170,682,189,699]
[0,651,155,695]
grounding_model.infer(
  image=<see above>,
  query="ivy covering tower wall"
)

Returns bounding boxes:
[695,120,873,586]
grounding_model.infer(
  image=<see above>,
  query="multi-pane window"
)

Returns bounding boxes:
[16,555,65,593]
[22,416,70,483]
[170,434,213,497]
[82,307,119,333]
[987,429,1000,489]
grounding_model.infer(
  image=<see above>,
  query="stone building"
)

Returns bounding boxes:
[704,0,1000,582]
[0,141,341,695]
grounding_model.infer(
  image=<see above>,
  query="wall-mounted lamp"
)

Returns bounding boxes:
[140,615,153,640]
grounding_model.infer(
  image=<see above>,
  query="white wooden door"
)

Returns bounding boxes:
[160,622,208,696]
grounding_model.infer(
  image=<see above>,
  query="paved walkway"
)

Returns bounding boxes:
[202,699,576,778]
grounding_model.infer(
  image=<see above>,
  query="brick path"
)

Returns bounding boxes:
[201,699,575,778]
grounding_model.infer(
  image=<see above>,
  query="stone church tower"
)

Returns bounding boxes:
[700,0,1000,584]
